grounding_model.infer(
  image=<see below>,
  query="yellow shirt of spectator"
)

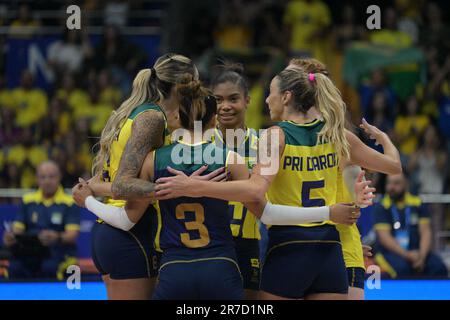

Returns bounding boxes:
[56,88,90,114]
[7,145,48,168]
[0,89,14,109]
[283,0,331,54]
[245,84,265,130]
[100,87,122,107]
[11,88,48,127]
[215,25,251,51]
[394,115,429,155]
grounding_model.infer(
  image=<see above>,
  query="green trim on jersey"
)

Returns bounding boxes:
[277,119,325,147]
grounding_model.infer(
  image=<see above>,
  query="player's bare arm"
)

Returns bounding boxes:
[111,110,165,199]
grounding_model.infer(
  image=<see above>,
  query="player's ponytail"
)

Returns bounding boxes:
[92,68,154,176]
[313,72,350,160]
[92,53,198,176]
[177,75,216,130]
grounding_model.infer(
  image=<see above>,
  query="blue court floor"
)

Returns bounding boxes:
[0,280,450,300]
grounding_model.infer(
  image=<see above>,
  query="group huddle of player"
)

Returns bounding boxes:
[72,54,402,300]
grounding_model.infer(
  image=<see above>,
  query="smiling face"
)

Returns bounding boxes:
[265,76,285,121]
[214,81,248,129]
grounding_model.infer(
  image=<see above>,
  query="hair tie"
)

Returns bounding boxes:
[150,67,157,80]
[308,73,315,82]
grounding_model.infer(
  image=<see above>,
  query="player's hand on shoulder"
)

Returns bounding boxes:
[155,166,200,200]
[190,165,227,182]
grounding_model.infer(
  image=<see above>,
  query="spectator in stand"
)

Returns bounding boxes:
[9,3,40,39]
[6,128,48,183]
[408,125,448,195]
[0,107,23,147]
[47,29,92,77]
[93,25,146,76]
[3,161,80,280]
[394,96,430,158]
[55,74,90,115]
[395,0,420,45]
[359,69,396,118]
[214,0,253,51]
[252,2,284,49]
[4,163,21,189]
[370,7,412,49]
[0,75,14,109]
[420,2,450,55]
[366,91,395,133]
[73,85,113,136]
[10,70,48,128]
[98,69,122,107]
[283,0,331,62]
[333,4,365,53]
[372,171,448,279]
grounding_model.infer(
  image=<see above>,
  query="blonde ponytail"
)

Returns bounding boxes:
[314,73,350,160]
[92,53,198,176]
[92,69,157,176]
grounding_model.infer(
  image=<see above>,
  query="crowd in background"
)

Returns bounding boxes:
[0,0,449,204]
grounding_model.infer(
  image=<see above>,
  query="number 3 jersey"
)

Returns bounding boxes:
[154,140,235,251]
[266,120,339,227]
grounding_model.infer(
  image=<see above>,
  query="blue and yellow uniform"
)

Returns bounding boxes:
[372,193,447,278]
[336,168,365,289]
[152,141,243,300]
[213,127,261,291]
[261,120,348,298]
[9,186,80,280]
[91,103,169,280]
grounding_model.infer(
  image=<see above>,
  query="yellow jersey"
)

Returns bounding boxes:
[266,120,339,227]
[213,127,261,240]
[102,103,170,207]
[335,168,365,269]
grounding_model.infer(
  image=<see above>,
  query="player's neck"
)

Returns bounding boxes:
[181,130,210,145]
[217,122,246,142]
[283,110,316,124]
[159,96,178,114]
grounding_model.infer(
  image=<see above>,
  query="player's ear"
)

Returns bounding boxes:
[282,90,292,105]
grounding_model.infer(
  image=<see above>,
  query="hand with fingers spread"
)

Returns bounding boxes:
[329,203,361,225]
[359,118,387,146]
[155,165,228,200]
[72,177,94,208]
[354,170,376,207]
[155,167,201,200]
[190,165,228,182]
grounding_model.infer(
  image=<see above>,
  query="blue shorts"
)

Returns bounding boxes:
[234,238,260,291]
[261,225,348,299]
[91,209,160,280]
[347,267,365,289]
[153,246,244,300]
